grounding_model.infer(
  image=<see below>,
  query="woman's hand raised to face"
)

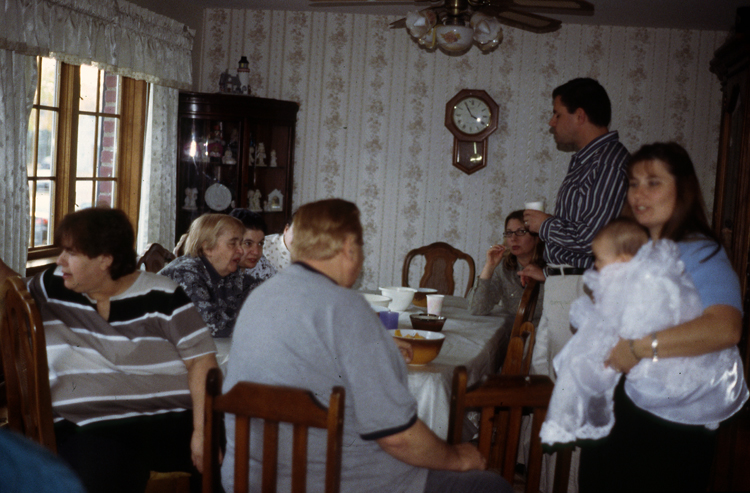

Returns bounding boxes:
[480,245,506,279]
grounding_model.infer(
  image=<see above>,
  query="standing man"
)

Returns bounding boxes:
[522,78,629,378]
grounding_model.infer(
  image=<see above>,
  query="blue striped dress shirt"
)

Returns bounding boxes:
[539,131,630,269]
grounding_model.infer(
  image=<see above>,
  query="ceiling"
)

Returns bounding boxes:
[183,0,749,32]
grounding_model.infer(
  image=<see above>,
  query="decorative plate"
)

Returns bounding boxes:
[205,183,232,211]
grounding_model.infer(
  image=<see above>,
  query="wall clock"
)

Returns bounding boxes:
[445,89,499,174]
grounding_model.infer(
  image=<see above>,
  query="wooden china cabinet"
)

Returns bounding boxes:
[175,92,298,242]
[709,8,750,490]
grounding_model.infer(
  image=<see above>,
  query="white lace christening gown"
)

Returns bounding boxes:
[540,240,749,445]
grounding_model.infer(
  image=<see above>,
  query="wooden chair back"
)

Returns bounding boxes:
[0,277,56,452]
[401,242,476,297]
[510,279,540,337]
[203,368,345,493]
[137,243,176,273]
[502,279,540,376]
[448,366,571,493]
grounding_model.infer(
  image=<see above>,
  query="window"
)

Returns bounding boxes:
[26,57,148,259]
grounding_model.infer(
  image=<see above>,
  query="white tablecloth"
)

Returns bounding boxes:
[398,296,510,438]
[214,295,510,440]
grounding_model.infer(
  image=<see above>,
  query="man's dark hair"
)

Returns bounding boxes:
[230,208,268,234]
[55,208,136,280]
[552,78,611,128]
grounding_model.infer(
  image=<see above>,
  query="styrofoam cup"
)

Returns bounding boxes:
[525,201,544,212]
[426,294,445,316]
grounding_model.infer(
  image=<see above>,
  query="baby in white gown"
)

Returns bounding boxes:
[540,218,746,445]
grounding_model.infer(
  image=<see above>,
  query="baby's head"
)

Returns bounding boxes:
[592,217,649,271]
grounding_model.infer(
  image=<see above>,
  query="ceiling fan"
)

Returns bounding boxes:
[310,0,594,53]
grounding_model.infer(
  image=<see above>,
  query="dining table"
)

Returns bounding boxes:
[214,294,511,440]
[394,295,511,439]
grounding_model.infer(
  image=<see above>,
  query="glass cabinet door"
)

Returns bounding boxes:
[177,117,242,238]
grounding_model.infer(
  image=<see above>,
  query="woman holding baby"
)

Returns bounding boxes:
[578,142,748,492]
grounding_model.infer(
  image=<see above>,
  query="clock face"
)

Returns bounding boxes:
[452,97,492,135]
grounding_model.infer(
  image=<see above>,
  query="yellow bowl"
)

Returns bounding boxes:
[390,329,445,365]
[412,288,438,307]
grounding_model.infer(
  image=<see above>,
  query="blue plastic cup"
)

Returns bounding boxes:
[379,310,400,330]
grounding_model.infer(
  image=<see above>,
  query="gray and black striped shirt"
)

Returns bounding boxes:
[29,268,216,426]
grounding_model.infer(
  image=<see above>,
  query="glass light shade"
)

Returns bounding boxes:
[471,12,503,47]
[406,10,437,39]
[435,24,474,52]
[418,28,437,49]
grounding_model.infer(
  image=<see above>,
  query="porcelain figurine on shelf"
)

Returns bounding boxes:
[269,149,277,167]
[248,189,262,212]
[183,187,198,210]
[207,125,224,160]
[222,149,236,165]
[255,143,266,167]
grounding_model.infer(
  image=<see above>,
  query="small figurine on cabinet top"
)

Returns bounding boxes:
[248,189,262,212]
[238,56,251,95]
[269,149,277,167]
[222,149,236,165]
[255,143,267,167]
[219,70,241,94]
[183,187,198,210]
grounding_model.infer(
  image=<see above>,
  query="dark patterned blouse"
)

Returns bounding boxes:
[159,255,263,337]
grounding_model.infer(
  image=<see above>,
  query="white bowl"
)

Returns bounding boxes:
[363,293,392,308]
[379,286,417,311]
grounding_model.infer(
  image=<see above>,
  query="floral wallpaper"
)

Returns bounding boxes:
[199,9,727,293]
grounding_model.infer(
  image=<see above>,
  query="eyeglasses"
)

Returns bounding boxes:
[502,229,529,238]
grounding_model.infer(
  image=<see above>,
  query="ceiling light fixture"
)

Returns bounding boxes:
[406,5,503,53]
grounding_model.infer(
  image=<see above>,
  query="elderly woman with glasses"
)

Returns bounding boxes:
[469,210,545,323]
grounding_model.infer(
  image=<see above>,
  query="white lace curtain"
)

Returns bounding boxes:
[0,0,193,273]
[0,0,194,89]
[0,51,37,274]
[137,85,179,254]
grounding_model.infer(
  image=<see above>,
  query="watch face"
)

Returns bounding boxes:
[452,97,492,135]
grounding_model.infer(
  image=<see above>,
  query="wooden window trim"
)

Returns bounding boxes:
[27,61,148,265]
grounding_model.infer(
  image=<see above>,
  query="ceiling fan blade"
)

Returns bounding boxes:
[489,7,562,33]
[484,0,594,16]
[390,17,408,28]
[309,0,415,3]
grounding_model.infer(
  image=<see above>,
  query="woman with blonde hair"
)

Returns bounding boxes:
[160,213,262,337]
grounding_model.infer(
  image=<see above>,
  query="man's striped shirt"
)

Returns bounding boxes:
[539,131,630,269]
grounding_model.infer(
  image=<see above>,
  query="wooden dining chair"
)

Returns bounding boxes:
[137,243,177,273]
[501,279,541,376]
[0,276,56,452]
[510,279,540,338]
[448,366,571,493]
[203,367,346,493]
[401,242,476,297]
